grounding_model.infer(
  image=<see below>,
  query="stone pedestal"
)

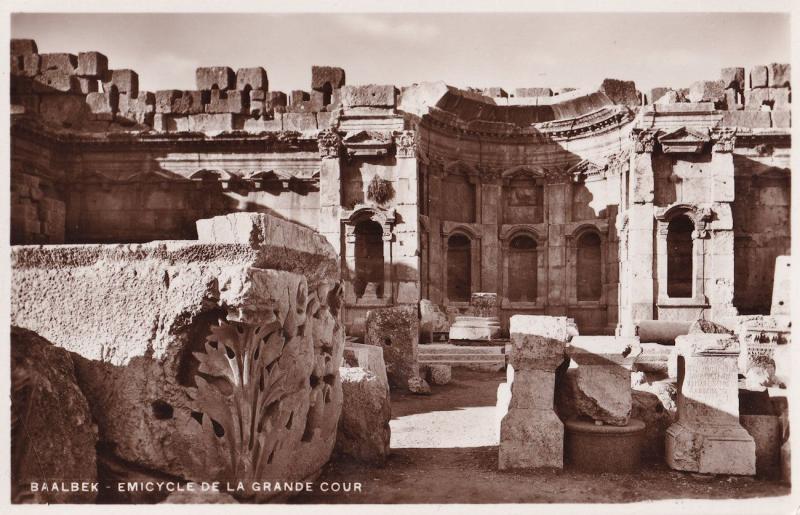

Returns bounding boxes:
[449,292,502,342]
[567,336,641,426]
[498,315,574,470]
[665,334,756,475]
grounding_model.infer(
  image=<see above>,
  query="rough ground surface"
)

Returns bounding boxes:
[293,369,790,505]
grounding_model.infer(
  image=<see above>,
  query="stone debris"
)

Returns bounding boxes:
[365,305,420,390]
[424,364,452,385]
[407,376,431,395]
[335,366,391,465]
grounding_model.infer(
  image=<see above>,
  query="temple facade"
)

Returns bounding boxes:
[10,39,791,336]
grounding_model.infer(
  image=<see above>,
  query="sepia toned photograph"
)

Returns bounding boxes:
[3,3,797,513]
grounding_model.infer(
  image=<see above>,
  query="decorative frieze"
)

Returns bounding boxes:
[394,130,417,158]
[317,128,343,159]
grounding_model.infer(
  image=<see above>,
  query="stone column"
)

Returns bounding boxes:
[317,129,343,253]
[620,130,657,335]
[498,315,574,470]
[666,334,756,475]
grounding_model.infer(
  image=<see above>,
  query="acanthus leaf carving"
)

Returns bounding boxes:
[394,130,417,158]
[317,128,342,159]
[633,129,659,153]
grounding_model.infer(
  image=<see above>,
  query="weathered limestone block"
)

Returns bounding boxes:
[768,63,791,88]
[236,67,268,91]
[312,66,345,91]
[103,69,138,96]
[653,89,687,104]
[750,65,769,88]
[155,90,208,115]
[117,92,155,126]
[343,342,389,389]
[86,90,118,114]
[746,87,791,111]
[499,315,574,470]
[567,336,642,426]
[11,327,98,504]
[721,67,745,90]
[33,71,81,93]
[341,84,397,107]
[77,51,108,78]
[11,213,345,501]
[40,53,78,74]
[600,78,639,107]
[11,38,38,56]
[665,334,756,475]
[364,305,420,390]
[483,87,508,98]
[77,77,99,94]
[206,89,247,114]
[335,366,391,465]
[11,52,40,77]
[424,364,452,385]
[187,113,234,134]
[269,91,288,107]
[687,80,726,104]
[196,66,235,91]
[38,94,88,127]
[515,87,552,97]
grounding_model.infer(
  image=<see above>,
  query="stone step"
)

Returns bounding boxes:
[420,354,506,363]
[419,359,505,372]
[419,344,504,355]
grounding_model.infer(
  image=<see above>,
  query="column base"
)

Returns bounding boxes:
[499,409,563,470]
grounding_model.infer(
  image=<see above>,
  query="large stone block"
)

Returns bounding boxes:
[117,92,156,126]
[40,53,78,74]
[11,52,40,77]
[720,67,745,90]
[687,80,726,104]
[341,84,397,107]
[10,213,345,501]
[665,334,756,475]
[768,63,791,88]
[746,87,791,111]
[600,78,639,107]
[77,51,108,78]
[196,66,235,91]
[499,409,563,469]
[364,305,420,390]
[206,89,247,114]
[236,67,268,91]
[508,315,574,371]
[11,38,38,56]
[33,70,81,93]
[86,91,118,114]
[515,87,552,97]
[103,69,138,97]
[750,65,769,88]
[311,66,345,91]
[11,327,98,503]
[335,366,391,465]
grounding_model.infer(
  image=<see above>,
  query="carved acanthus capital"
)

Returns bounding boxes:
[712,128,737,153]
[481,166,501,182]
[543,166,570,183]
[692,206,714,239]
[317,129,343,159]
[394,130,417,158]
[633,129,659,153]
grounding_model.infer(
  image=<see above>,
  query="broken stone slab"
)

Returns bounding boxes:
[341,84,397,108]
[235,67,268,91]
[688,319,733,334]
[507,315,575,371]
[343,342,389,389]
[335,366,391,465]
[364,305,420,390]
[750,65,769,89]
[721,67,745,90]
[11,213,345,500]
[11,326,98,503]
[312,66,346,91]
[77,51,108,78]
[567,336,642,426]
[687,80,726,104]
[196,66,235,91]
[665,334,756,475]
[768,63,791,88]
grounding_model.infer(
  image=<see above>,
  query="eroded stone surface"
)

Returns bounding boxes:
[425,364,452,385]
[364,305,420,390]
[408,376,431,395]
[11,327,99,504]
[335,366,391,465]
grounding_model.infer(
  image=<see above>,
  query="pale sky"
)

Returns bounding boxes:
[11,13,791,95]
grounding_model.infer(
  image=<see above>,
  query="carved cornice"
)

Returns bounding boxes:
[711,127,737,153]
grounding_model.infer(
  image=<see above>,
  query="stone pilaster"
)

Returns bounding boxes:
[498,315,575,470]
[665,334,755,475]
[317,129,343,252]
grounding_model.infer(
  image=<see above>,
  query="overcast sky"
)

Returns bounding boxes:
[11,12,791,95]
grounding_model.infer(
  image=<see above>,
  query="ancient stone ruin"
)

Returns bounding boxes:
[8,35,792,502]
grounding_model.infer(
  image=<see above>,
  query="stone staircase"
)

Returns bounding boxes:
[418,343,506,372]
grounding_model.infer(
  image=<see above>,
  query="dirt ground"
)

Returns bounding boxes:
[292,369,792,506]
